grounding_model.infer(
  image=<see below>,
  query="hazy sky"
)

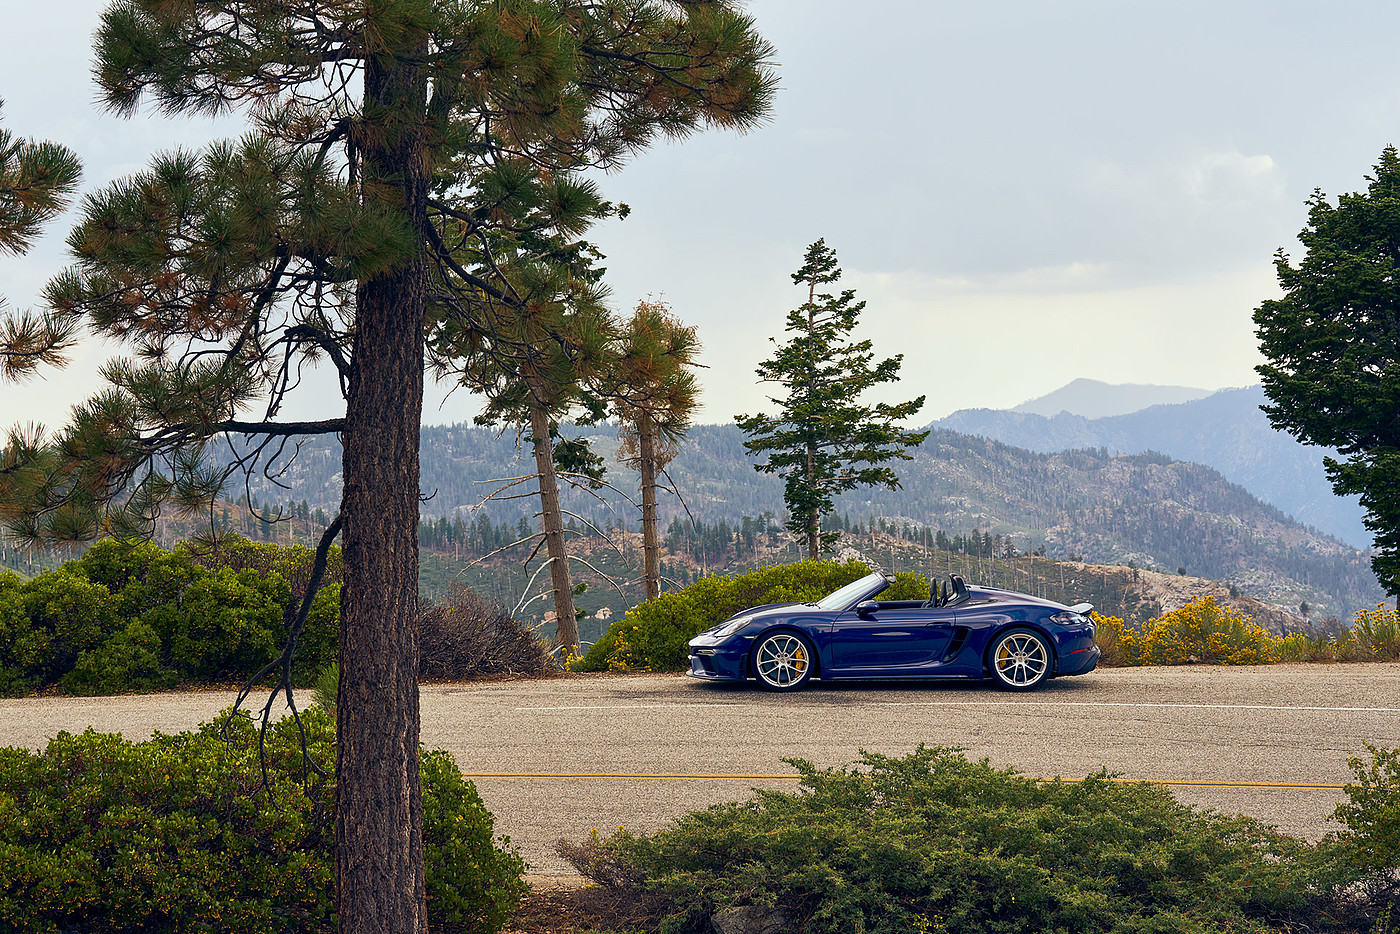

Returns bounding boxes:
[3,1,1400,429]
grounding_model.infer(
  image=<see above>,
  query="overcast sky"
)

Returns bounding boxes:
[3,1,1399,430]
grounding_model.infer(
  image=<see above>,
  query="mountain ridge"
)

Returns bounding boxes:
[221,421,1385,622]
[933,385,1368,548]
[1010,378,1214,418]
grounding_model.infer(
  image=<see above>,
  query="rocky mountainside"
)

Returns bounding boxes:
[934,385,1368,548]
[221,421,1386,621]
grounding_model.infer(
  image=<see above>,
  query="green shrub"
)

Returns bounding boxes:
[270,581,342,686]
[1333,742,1400,874]
[311,661,339,714]
[190,535,345,598]
[579,560,925,672]
[61,619,177,695]
[0,706,525,933]
[561,746,1351,934]
[19,569,121,681]
[73,539,204,619]
[166,568,287,681]
[0,574,44,695]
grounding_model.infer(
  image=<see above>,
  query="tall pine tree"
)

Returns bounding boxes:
[613,298,701,600]
[0,4,774,931]
[1255,145,1400,603]
[736,239,928,558]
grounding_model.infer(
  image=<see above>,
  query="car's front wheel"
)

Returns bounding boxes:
[752,631,814,692]
[988,628,1052,691]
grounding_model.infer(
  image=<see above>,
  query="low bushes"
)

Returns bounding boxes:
[577,560,925,672]
[0,706,526,934]
[561,745,1391,934]
[1090,612,1139,667]
[0,539,325,696]
[1096,597,1400,668]
[1352,604,1400,660]
[0,537,546,697]
[418,584,554,680]
[1139,595,1275,665]
[1335,742,1400,880]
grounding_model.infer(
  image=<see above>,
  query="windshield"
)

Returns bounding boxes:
[814,572,889,611]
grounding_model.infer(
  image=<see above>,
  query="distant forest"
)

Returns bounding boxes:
[3,421,1385,627]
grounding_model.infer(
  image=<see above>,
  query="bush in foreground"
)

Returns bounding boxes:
[0,707,525,933]
[578,560,925,672]
[561,746,1385,934]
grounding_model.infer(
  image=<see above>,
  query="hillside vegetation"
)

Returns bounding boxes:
[205,422,1385,624]
[936,385,1367,548]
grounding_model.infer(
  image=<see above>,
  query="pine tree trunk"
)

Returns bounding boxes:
[639,418,660,601]
[336,45,428,934]
[806,441,820,560]
[529,400,580,653]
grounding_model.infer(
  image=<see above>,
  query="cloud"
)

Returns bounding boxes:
[837,261,1279,420]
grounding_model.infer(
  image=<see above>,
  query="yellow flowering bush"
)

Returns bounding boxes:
[1091,612,1139,667]
[1352,604,1400,660]
[1140,596,1276,665]
[1274,631,1338,663]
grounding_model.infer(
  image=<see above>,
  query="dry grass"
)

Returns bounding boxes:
[505,879,649,934]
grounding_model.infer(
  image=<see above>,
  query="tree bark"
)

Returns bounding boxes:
[639,417,660,601]
[336,44,428,934]
[529,398,580,653]
[806,440,820,560]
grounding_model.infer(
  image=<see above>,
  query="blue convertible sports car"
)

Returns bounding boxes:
[687,572,1099,692]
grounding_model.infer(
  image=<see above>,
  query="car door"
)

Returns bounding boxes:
[827,603,957,671]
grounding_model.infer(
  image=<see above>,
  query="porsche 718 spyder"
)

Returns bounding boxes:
[686,572,1099,692]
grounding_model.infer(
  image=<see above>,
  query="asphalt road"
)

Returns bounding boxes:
[3,663,1398,875]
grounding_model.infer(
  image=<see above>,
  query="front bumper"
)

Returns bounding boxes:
[686,638,752,682]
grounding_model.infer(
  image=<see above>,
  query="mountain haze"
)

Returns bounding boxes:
[1011,378,1214,418]
[935,385,1368,549]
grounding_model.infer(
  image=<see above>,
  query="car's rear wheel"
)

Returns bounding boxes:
[988,628,1051,691]
[752,631,814,692]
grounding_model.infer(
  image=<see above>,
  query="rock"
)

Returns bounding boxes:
[711,904,794,934]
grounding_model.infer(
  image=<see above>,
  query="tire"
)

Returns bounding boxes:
[751,631,815,692]
[988,628,1052,692]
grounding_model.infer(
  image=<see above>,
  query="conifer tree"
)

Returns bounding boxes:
[736,240,928,559]
[1256,145,1400,601]
[614,298,701,600]
[446,257,615,653]
[0,101,80,381]
[0,4,775,931]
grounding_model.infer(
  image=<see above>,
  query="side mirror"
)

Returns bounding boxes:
[855,600,879,617]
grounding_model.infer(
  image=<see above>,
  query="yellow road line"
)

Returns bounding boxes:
[463,773,801,780]
[460,772,1346,789]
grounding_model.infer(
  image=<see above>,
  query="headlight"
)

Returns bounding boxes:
[708,615,754,639]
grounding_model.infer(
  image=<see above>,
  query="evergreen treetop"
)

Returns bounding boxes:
[736,239,928,558]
